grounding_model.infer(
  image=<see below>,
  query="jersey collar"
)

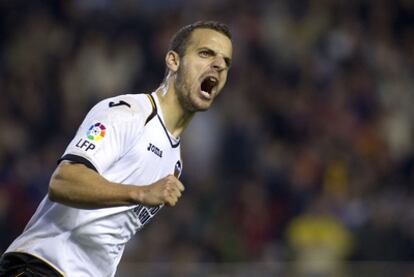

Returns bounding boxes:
[151,93,180,148]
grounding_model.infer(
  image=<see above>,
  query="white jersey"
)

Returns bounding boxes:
[6,93,183,277]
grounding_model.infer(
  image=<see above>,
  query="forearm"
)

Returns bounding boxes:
[48,162,141,209]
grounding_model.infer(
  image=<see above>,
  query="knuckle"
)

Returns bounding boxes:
[168,198,174,206]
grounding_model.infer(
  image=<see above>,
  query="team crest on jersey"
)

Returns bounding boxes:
[174,160,182,178]
[86,123,106,141]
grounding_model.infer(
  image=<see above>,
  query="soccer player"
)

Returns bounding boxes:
[0,21,232,276]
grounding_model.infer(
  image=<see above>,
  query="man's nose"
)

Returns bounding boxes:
[211,56,226,71]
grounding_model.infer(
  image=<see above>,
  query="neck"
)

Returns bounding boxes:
[155,81,194,138]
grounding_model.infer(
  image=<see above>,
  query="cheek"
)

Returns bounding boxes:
[219,73,228,89]
[179,63,196,84]
[176,66,190,87]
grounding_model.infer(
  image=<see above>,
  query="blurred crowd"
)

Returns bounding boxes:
[1,0,414,275]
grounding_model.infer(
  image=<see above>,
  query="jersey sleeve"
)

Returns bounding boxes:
[59,95,148,174]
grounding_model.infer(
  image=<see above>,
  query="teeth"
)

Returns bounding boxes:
[201,90,211,98]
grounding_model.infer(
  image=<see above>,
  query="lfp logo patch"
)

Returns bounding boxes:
[86,123,106,141]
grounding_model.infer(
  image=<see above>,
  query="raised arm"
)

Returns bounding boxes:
[48,161,184,209]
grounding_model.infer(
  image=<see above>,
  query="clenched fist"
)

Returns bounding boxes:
[133,175,185,207]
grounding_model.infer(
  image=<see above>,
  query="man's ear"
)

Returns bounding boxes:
[165,51,180,73]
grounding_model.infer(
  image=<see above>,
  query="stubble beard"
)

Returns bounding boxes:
[174,67,208,113]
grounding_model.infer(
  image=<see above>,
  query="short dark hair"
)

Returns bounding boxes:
[168,20,232,57]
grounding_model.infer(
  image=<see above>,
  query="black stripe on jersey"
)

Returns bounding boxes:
[0,252,64,277]
[146,94,180,148]
[157,114,180,148]
[145,94,157,125]
[57,154,98,172]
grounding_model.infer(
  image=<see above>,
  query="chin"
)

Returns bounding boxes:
[186,96,213,112]
[196,106,210,112]
[188,104,210,113]
[195,100,214,112]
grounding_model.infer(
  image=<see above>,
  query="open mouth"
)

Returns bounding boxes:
[200,76,218,98]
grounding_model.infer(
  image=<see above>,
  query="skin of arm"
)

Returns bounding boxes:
[48,161,184,209]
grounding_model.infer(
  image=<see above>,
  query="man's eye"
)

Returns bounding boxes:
[199,51,210,57]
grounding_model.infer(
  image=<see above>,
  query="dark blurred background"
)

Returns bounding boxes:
[1,0,414,276]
